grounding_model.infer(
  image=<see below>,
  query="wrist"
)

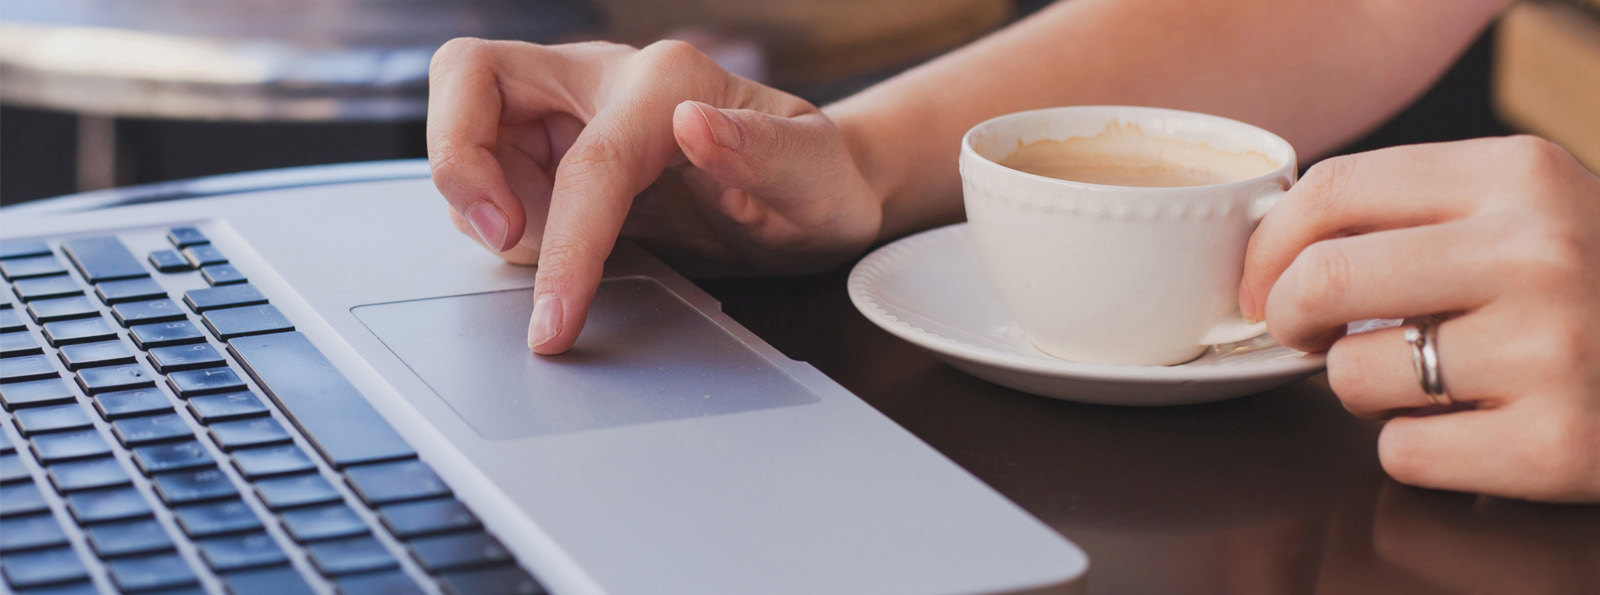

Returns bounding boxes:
[824,98,918,244]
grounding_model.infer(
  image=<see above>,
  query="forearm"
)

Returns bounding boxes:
[823,0,1509,242]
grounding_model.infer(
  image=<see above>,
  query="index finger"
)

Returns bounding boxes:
[526,105,682,354]
[426,38,527,252]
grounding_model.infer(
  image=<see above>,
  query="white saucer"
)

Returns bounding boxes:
[848,223,1335,406]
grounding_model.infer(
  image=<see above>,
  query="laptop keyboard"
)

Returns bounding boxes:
[0,229,545,594]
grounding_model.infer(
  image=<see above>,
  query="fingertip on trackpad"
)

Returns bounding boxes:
[352,278,819,440]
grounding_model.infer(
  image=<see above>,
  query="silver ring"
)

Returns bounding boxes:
[1403,317,1452,406]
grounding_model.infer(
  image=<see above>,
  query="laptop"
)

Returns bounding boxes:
[0,172,1087,594]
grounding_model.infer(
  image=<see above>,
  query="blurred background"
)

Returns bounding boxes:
[0,0,1595,205]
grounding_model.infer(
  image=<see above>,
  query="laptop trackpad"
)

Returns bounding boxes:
[351,278,819,440]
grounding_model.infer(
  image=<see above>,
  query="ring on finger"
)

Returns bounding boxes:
[1403,316,1453,406]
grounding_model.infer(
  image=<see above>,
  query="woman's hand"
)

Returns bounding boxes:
[1242,136,1600,502]
[427,39,882,354]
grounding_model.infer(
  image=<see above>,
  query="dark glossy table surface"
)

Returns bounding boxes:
[696,272,1600,595]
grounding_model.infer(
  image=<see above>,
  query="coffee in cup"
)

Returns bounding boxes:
[960,106,1296,366]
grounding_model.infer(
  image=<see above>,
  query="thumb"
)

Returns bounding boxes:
[672,100,840,207]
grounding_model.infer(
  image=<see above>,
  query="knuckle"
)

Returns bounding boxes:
[1326,339,1377,415]
[638,39,711,68]
[431,37,492,74]
[537,233,584,267]
[427,136,468,179]
[1294,156,1358,218]
[558,131,625,175]
[1287,240,1351,317]
[1506,134,1566,170]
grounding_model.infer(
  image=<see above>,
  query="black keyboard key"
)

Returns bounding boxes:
[209,417,291,451]
[132,441,212,475]
[112,299,187,326]
[31,429,112,463]
[129,320,206,349]
[0,546,89,588]
[308,535,397,576]
[183,285,266,313]
[42,317,118,346]
[1,354,58,383]
[0,240,51,260]
[167,227,208,248]
[174,499,263,537]
[232,444,313,479]
[280,504,367,543]
[57,340,135,370]
[345,460,449,507]
[1,378,76,410]
[338,570,428,595]
[377,499,481,539]
[61,237,148,283]
[13,275,82,302]
[14,403,93,436]
[182,245,228,268]
[0,513,69,552]
[255,473,341,510]
[95,387,173,420]
[86,519,176,557]
[197,532,287,572]
[148,250,192,272]
[0,330,43,357]
[27,296,100,324]
[438,566,547,595]
[167,367,246,397]
[152,467,237,505]
[203,305,292,340]
[222,566,315,595]
[76,363,155,395]
[66,486,152,524]
[112,413,192,446]
[0,453,29,483]
[148,343,226,373]
[188,391,269,423]
[48,457,131,492]
[408,532,513,572]
[95,278,167,305]
[0,308,24,332]
[0,255,68,281]
[201,264,246,286]
[229,332,414,467]
[107,552,198,591]
[0,482,49,516]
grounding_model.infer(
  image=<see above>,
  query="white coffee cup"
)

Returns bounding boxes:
[960,106,1296,366]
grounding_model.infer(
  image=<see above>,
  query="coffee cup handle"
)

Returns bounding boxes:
[1200,188,1288,346]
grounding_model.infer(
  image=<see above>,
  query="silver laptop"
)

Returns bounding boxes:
[0,174,1086,594]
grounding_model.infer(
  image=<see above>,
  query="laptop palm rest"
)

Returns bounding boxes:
[351,277,819,440]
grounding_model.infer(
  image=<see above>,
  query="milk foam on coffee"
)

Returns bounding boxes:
[998,120,1278,187]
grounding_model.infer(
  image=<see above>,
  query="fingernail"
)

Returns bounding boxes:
[1240,282,1260,323]
[692,102,744,150]
[528,296,562,350]
[465,202,508,251]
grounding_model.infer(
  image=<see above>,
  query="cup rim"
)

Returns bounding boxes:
[960,105,1298,193]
